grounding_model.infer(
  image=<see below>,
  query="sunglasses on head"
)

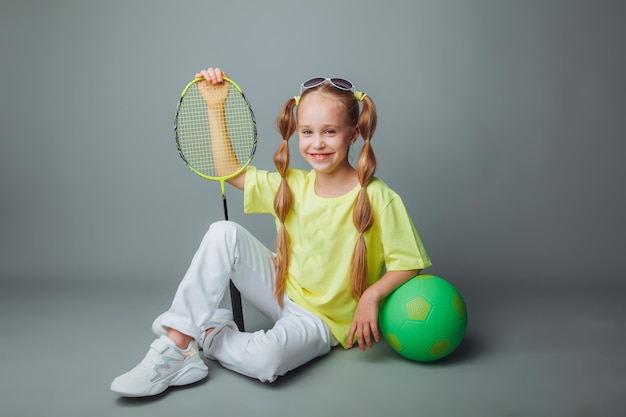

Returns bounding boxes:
[295,77,367,105]
[299,77,355,95]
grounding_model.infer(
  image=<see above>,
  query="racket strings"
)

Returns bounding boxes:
[176,82,256,179]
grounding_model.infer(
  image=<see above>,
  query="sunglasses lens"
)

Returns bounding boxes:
[303,77,326,88]
[330,78,353,90]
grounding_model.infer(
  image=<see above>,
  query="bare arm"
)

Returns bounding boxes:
[347,269,421,351]
[196,68,246,191]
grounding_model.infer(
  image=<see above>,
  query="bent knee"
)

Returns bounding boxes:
[242,332,330,383]
[203,220,241,243]
[208,220,239,235]
[242,339,288,382]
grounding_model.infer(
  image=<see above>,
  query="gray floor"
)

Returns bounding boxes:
[1,279,623,417]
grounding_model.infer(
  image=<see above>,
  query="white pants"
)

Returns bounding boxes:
[155,221,335,383]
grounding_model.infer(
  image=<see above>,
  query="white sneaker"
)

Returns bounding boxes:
[110,335,208,397]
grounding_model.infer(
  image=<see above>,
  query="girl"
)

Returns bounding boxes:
[110,68,431,397]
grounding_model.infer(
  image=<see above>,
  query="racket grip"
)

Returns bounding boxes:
[222,195,229,221]
[229,280,245,331]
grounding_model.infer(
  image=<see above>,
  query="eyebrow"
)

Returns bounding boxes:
[297,123,342,129]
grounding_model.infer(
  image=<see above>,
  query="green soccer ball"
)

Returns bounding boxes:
[379,274,468,362]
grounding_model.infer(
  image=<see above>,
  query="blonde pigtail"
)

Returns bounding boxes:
[350,96,378,300]
[272,98,298,306]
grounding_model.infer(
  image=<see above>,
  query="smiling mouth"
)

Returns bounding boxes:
[310,153,332,160]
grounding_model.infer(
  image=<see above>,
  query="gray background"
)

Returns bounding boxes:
[1,1,624,416]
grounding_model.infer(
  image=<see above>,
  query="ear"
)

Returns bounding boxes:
[351,127,360,144]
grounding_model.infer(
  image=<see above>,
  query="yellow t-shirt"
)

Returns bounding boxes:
[244,166,432,348]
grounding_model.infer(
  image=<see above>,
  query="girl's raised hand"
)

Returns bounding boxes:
[195,67,230,106]
[196,67,228,84]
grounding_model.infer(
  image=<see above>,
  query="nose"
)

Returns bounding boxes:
[311,134,325,149]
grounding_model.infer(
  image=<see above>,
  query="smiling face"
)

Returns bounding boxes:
[297,92,358,178]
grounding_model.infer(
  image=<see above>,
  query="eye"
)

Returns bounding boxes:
[300,129,312,135]
[324,129,336,135]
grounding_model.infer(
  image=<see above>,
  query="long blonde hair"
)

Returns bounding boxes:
[273,84,377,306]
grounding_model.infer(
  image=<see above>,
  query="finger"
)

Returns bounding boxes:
[213,68,223,83]
[357,328,366,351]
[214,68,230,83]
[195,69,209,82]
[347,325,356,348]
[363,327,373,350]
[371,325,380,343]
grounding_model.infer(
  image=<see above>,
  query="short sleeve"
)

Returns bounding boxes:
[379,195,432,271]
[243,166,279,215]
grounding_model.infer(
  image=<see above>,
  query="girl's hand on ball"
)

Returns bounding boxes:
[348,290,381,351]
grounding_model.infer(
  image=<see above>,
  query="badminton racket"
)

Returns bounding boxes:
[175,76,257,331]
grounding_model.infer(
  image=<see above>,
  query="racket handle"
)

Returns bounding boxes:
[229,280,245,331]
[221,193,242,329]
[222,195,229,221]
